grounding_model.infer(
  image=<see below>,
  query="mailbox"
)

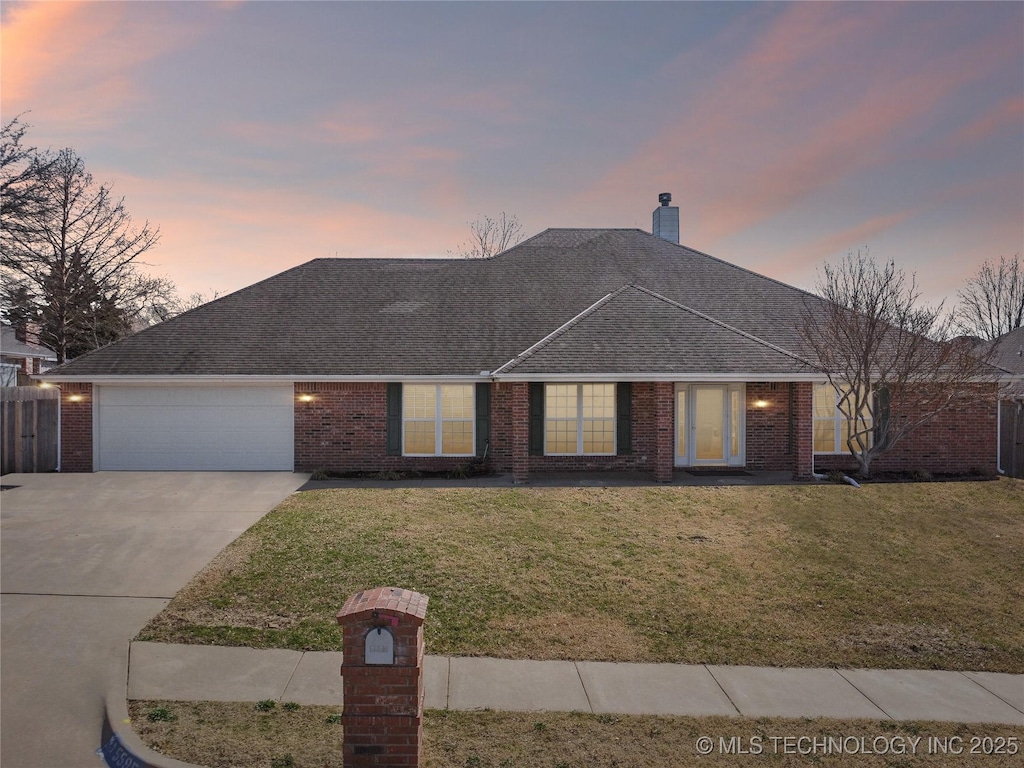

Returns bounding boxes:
[364,626,395,665]
[337,587,429,767]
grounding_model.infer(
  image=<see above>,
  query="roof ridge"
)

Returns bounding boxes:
[487,228,650,260]
[491,285,633,374]
[630,285,818,369]
[663,239,827,304]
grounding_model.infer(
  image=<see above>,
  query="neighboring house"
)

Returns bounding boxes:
[986,326,1024,478]
[1,323,57,387]
[38,197,1000,479]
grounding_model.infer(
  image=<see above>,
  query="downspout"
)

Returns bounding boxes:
[996,398,1004,475]
[55,390,61,472]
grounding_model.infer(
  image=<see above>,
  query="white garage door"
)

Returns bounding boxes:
[96,386,294,471]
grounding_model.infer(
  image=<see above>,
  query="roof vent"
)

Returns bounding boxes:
[652,193,679,244]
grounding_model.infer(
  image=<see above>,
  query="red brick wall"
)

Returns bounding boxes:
[294,382,477,475]
[243,379,993,479]
[812,383,998,476]
[743,381,816,477]
[60,382,93,472]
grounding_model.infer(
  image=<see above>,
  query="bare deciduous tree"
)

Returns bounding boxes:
[799,250,997,477]
[955,254,1023,340]
[137,289,221,327]
[0,116,54,246]
[449,212,524,259]
[1,145,164,361]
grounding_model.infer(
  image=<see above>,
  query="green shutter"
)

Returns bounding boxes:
[874,386,891,450]
[616,382,632,455]
[386,383,402,456]
[529,382,544,456]
[475,383,490,458]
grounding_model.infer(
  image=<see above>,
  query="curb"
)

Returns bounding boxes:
[99,647,200,768]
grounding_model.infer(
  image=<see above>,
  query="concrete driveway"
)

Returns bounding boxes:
[1,471,307,768]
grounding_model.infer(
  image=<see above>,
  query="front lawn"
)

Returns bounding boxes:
[137,481,1024,671]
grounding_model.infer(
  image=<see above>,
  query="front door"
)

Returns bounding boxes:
[675,384,744,467]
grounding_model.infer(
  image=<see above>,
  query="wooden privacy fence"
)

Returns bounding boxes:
[1,386,59,475]
[1000,399,1024,479]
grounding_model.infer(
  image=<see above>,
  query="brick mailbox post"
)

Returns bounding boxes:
[337,587,429,767]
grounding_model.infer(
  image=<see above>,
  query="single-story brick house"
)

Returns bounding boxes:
[39,198,1000,481]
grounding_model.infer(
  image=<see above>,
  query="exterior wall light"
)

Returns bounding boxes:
[68,394,84,402]
[754,399,769,409]
[299,394,314,403]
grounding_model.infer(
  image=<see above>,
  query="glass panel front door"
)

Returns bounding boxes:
[675,384,745,466]
[694,386,725,463]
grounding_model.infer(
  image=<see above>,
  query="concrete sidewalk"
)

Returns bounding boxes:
[128,641,1024,725]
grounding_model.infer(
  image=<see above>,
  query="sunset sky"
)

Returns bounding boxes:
[2,1,1022,306]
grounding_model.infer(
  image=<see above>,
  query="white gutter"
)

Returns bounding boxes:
[34,374,493,385]
[492,372,825,383]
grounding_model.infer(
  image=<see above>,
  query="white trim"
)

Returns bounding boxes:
[39,372,828,385]
[91,386,100,472]
[38,375,488,385]
[496,372,822,383]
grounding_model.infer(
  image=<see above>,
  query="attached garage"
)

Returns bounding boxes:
[95,385,294,471]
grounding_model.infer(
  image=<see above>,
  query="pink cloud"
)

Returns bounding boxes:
[1,1,236,129]
[579,4,1019,248]
[950,96,1024,149]
[93,170,473,298]
[763,209,918,278]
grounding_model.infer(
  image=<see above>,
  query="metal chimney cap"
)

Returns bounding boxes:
[658,192,672,206]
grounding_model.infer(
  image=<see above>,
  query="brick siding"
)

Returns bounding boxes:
[59,382,93,472]
[812,383,998,476]
[57,380,997,477]
[294,382,479,475]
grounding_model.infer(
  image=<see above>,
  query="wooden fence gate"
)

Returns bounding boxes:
[999,400,1024,479]
[1,387,59,475]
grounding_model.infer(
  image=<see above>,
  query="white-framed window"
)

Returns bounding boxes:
[813,383,873,454]
[403,384,475,456]
[544,383,615,455]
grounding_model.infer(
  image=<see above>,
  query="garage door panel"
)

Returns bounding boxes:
[97,386,294,471]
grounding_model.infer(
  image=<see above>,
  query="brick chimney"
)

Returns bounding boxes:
[652,192,679,244]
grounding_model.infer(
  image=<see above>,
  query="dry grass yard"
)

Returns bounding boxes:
[137,481,1024,672]
[130,700,1024,768]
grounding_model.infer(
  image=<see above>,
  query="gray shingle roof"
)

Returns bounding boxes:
[1,323,57,361]
[494,285,814,376]
[46,228,829,378]
[984,326,1024,397]
[986,326,1024,377]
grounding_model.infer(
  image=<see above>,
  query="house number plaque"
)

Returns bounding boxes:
[364,626,395,665]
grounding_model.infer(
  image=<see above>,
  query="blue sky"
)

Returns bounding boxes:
[3,1,1022,305]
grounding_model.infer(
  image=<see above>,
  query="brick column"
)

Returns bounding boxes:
[653,381,675,482]
[791,382,814,479]
[337,587,428,767]
[509,382,530,483]
[60,382,93,472]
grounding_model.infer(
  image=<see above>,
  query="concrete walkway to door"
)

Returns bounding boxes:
[0,471,307,768]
